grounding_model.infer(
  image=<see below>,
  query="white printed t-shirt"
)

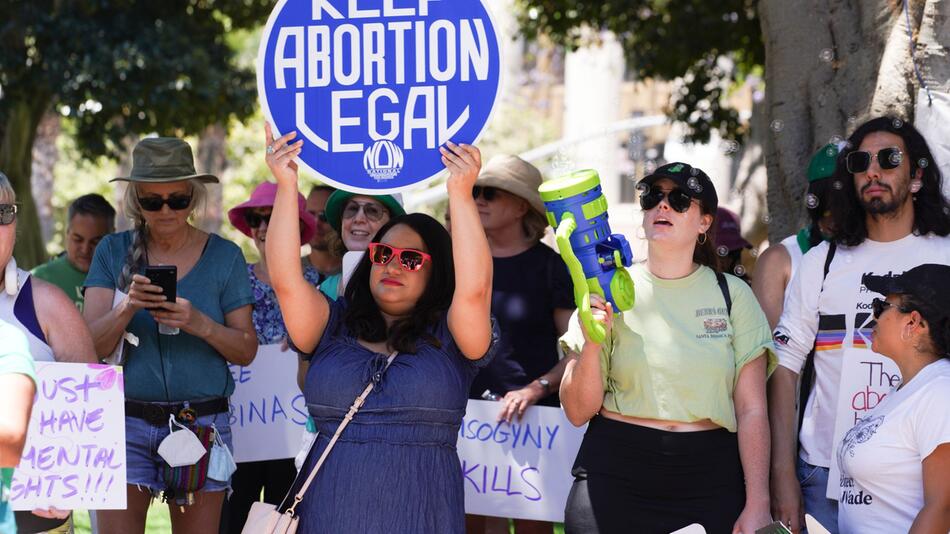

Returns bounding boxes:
[773,233,950,467]
[837,359,950,534]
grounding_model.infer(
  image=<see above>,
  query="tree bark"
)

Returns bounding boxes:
[31,112,61,246]
[758,0,943,242]
[0,97,51,269]
[196,124,228,234]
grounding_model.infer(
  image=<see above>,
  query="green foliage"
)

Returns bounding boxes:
[514,0,763,142]
[0,0,272,159]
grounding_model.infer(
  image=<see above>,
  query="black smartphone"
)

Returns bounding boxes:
[144,265,177,303]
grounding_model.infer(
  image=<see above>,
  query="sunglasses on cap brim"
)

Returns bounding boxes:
[368,243,431,272]
[639,186,696,213]
[846,147,903,174]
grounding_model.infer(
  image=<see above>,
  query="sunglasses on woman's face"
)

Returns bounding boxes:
[639,186,695,213]
[871,297,906,319]
[137,194,193,212]
[342,201,387,222]
[846,147,903,174]
[368,242,431,272]
[244,211,272,229]
[472,186,499,201]
[0,204,17,226]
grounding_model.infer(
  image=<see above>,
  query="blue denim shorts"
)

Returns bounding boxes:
[125,410,233,502]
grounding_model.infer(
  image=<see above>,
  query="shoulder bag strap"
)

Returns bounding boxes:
[282,350,398,519]
[715,271,732,318]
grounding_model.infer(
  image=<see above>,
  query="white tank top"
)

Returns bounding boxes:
[0,268,56,362]
[780,234,804,282]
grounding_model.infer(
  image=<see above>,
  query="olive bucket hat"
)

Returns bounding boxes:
[111,137,219,184]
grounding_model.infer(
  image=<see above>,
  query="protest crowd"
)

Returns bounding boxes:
[1,112,948,534]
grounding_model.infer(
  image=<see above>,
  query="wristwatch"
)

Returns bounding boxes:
[537,378,552,395]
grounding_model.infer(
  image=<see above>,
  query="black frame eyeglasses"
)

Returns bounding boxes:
[0,204,17,225]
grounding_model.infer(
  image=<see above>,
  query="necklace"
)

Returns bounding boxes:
[148,226,194,265]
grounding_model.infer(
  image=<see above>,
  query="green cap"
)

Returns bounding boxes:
[807,143,840,183]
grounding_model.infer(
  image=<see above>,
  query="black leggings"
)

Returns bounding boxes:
[564,416,746,534]
[220,458,296,534]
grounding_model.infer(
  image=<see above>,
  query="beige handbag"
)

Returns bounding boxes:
[241,351,397,534]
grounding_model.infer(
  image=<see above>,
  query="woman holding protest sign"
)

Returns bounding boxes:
[559,163,775,534]
[219,182,320,534]
[83,138,257,534]
[263,124,496,533]
[1,171,97,533]
[835,265,950,534]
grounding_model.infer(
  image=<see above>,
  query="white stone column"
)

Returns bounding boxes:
[563,30,625,205]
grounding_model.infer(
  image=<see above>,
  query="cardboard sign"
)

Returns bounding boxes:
[257,0,502,193]
[10,363,127,510]
[828,348,901,499]
[228,344,308,463]
[458,400,585,522]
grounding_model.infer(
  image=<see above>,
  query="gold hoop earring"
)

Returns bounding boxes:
[697,233,707,245]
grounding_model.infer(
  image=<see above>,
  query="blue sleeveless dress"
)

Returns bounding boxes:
[296,299,497,533]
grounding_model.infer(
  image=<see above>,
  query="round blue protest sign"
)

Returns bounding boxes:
[258,0,502,194]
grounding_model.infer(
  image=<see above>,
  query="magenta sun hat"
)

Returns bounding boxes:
[228,181,316,243]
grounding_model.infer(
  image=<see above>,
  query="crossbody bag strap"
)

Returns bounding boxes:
[282,350,398,519]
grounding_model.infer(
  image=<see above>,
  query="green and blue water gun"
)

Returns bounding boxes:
[538,170,635,343]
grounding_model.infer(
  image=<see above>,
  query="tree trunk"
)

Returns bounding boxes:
[758,0,943,242]
[196,124,228,234]
[31,112,61,246]
[0,97,51,269]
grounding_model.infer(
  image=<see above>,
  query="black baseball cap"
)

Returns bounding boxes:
[638,162,719,212]
[862,264,950,319]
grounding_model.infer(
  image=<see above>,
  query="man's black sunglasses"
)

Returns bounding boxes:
[846,147,903,174]
[639,186,695,213]
[137,194,193,212]
[472,186,500,201]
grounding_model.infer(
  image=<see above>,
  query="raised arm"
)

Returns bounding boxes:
[264,123,330,354]
[443,142,492,360]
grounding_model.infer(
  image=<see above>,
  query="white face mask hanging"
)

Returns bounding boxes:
[207,424,237,481]
[157,414,208,468]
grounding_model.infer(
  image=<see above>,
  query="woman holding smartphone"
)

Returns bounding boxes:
[83,138,257,534]
[559,163,775,534]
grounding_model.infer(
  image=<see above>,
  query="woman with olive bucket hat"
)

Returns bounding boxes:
[83,137,258,534]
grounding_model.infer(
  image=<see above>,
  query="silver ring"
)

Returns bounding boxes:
[266,144,275,155]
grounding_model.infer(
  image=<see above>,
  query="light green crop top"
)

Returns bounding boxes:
[559,264,776,432]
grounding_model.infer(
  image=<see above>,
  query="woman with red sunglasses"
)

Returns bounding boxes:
[263,125,495,533]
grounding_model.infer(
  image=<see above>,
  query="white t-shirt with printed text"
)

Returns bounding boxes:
[837,359,950,534]
[774,233,950,467]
